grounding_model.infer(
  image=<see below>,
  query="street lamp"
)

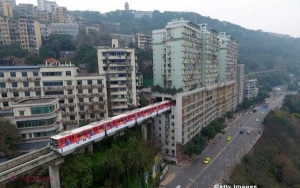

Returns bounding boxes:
[204,176,211,188]
[189,178,199,188]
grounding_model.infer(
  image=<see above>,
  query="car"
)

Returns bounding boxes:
[247,130,251,134]
[240,130,244,134]
[256,119,259,122]
[176,186,182,188]
[203,157,211,164]
[226,136,232,141]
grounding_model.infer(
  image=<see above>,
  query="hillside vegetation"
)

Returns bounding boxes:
[70,10,300,74]
[229,94,300,188]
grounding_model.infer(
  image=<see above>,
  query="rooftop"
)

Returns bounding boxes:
[13,98,57,105]
[0,66,39,70]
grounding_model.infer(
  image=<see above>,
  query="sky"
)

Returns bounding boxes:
[17,0,300,38]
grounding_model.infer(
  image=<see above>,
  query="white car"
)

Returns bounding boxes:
[247,130,251,134]
[256,119,259,122]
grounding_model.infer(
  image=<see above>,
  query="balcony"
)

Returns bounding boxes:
[93,101,105,105]
[60,104,66,108]
[67,111,77,116]
[43,86,64,91]
[65,94,75,98]
[0,78,9,82]
[93,93,104,97]
[0,88,8,92]
[93,84,104,88]
[66,103,76,107]
[65,85,74,89]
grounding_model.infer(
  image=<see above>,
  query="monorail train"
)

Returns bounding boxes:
[49,100,173,156]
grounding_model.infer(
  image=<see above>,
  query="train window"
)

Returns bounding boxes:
[50,139,58,146]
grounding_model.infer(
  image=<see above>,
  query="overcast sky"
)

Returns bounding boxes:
[17,0,300,38]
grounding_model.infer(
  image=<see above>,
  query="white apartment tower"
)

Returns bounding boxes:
[218,32,238,83]
[97,39,138,117]
[151,19,237,163]
[236,64,245,105]
[152,19,202,91]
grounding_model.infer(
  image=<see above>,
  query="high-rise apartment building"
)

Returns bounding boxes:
[37,0,57,13]
[244,78,258,100]
[37,10,53,22]
[0,64,107,129]
[0,17,42,51]
[151,19,237,163]
[200,24,219,87]
[4,0,15,9]
[236,64,245,105]
[0,0,13,17]
[97,39,138,116]
[124,1,129,11]
[17,3,35,18]
[218,32,238,83]
[53,7,68,23]
[50,23,79,38]
[133,33,152,51]
[153,19,202,91]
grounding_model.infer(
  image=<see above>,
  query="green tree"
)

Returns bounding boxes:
[183,142,201,159]
[139,93,149,107]
[225,111,234,119]
[0,44,28,58]
[75,44,98,73]
[26,55,44,65]
[60,154,93,188]
[0,119,21,158]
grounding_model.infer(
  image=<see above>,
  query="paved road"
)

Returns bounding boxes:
[166,96,284,188]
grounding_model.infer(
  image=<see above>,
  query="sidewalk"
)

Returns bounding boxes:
[159,171,175,187]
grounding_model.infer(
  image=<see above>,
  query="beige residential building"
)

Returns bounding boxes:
[37,10,53,22]
[133,33,152,51]
[17,3,35,18]
[0,17,42,51]
[53,7,68,23]
[10,98,63,143]
[0,0,13,17]
[0,64,107,129]
[97,39,138,116]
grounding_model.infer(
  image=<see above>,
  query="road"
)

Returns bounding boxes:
[166,96,284,188]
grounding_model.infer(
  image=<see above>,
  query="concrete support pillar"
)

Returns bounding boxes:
[79,147,85,154]
[141,123,147,141]
[87,144,93,153]
[49,165,61,188]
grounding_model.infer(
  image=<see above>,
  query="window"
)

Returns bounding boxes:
[78,89,83,94]
[97,80,102,84]
[31,105,56,115]
[22,72,27,77]
[25,91,30,97]
[79,98,83,102]
[43,81,63,86]
[1,93,7,98]
[33,71,39,76]
[67,90,73,94]
[70,116,75,120]
[19,111,25,116]
[98,88,102,93]
[0,83,5,88]
[66,81,72,85]
[10,72,16,77]
[13,92,19,97]
[0,72,4,77]
[80,115,85,119]
[69,107,74,112]
[12,82,17,87]
[88,89,93,93]
[98,97,103,101]
[36,91,41,96]
[66,71,71,76]
[87,80,92,85]
[100,113,104,117]
[23,82,29,87]
[80,106,84,111]
[22,134,26,139]
[42,72,62,76]
[90,114,95,118]
[77,80,82,85]
[3,102,9,107]
[89,97,93,102]
[34,82,40,87]
[68,99,73,103]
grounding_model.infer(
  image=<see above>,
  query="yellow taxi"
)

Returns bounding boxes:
[226,136,232,141]
[203,157,211,164]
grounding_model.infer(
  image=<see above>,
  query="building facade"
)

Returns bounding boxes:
[53,7,68,23]
[151,19,237,163]
[11,98,63,142]
[17,3,35,18]
[0,65,107,129]
[0,17,42,51]
[133,33,152,51]
[110,33,133,46]
[244,78,258,100]
[236,64,245,105]
[50,23,79,38]
[37,0,57,13]
[0,0,13,17]
[97,39,138,116]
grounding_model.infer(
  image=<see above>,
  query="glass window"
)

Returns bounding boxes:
[80,106,84,111]
[36,91,41,96]
[42,72,62,76]
[67,90,73,94]
[67,81,72,85]
[80,115,85,119]
[22,72,27,77]
[97,80,102,84]
[88,89,93,93]
[10,72,16,77]
[69,107,74,112]
[77,80,82,85]
[78,89,83,94]
[31,105,55,115]
[3,102,9,107]
[34,82,40,87]
[12,82,17,87]
[87,80,92,85]
[79,98,83,102]
[1,93,7,98]
[25,91,30,97]
[23,82,29,87]
[89,97,93,102]
[0,72,4,77]
[13,92,19,97]
[0,83,5,88]
[43,81,63,86]
[68,99,73,103]
[33,71,39,76]
[19,111,24,116]
[66,71,71,76]
[98,88,102,93]
[70,116,75,120]
[90,114,95,118]
[99,97,103,101]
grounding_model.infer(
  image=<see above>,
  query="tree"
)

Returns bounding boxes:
[139,93,149,107]
[75,44,98,73]
[60,154,93,188]
[225,111,234,119]
[26,55,44,65]
[0,119,21,157]
[0,44,28,58]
